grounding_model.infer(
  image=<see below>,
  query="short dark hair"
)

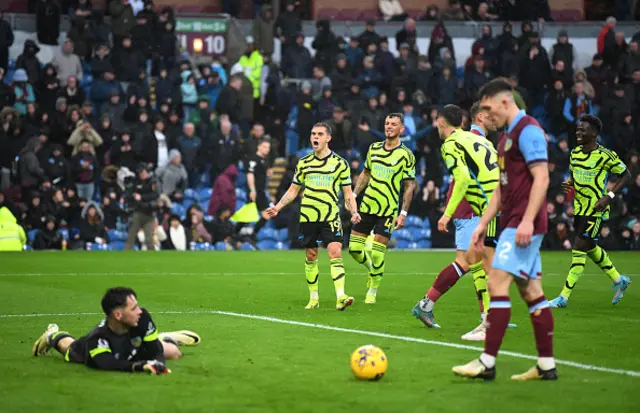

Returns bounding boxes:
[313,122,332,136]
[386,112,405,123]
[101,287,137,316]
[580,114,603,135]
[439,104,464,127]
[258,137,271,146]
[479,78,513,99]
[469,101,481,121]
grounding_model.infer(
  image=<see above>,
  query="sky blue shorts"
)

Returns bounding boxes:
[491,227,544,280]
[454,216,480,252]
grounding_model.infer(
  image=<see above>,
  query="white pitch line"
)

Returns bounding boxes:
[0,272,638,277]
[1,309,638,378]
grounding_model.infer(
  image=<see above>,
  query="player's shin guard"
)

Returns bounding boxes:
[527,296,555,370]
[330,258,346,298]
[369,241,387,290]
[427,261,464,302]
[50,331,73,355]
[470,261,489,313]
[349,235,372,269]
[481,296,511,368]
[560,250,586,298]
[587,246,621,283]
[305,259,319,299]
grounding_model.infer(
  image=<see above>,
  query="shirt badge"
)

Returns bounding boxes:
[504,138,513,152]
[131,336,142,348]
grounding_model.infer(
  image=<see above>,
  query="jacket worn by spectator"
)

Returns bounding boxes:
[156,150,188,198]
[127,174,158,215]
[52,40,83,87]
[109,1,135,37]
[0,13,14,71]
[36,0,61,45]
[33,216,64,250]
[208,163,238,217]
[18,137,47,190]
[253,4,275,58]
[67,121,103,155]
[0,207,26,251]
[16,40,42,85]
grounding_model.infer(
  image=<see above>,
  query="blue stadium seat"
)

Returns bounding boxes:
[184,188,198,201]
[417,239,432,249]
[194,242,215,251]
[278,228,288,242]
[199,201,209,213]
[393,229,413,241]
[236,171,247,187]
[171,202,186,216]
[275,241,290,250]
[257,227,279,241]
[415,229,431,240]
[109,241,125,251]
[236,188,247,201]
[214,241,229,251]
[28,229,39,244]
[531,105,546,120]
[407,242,419,249]
[204,215,213,222]
[88,243,109,251]
[107,229,128,242]
[296,147,312,158]
[58,229,69,240]
[396,240,410,249]
[422,218,431,229]
[240,242,256,251]
[235,199,246,211]
[24,244,33,251]
[257,240,277,250]
[199,188,213,201]
[405,215,423,228]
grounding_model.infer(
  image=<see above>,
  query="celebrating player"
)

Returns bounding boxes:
[266,123,360,310]
[549,115,631,308]
[411,104,498,338]
[348,113,416,304]
[452,79,557,381]
[33,287,200,374]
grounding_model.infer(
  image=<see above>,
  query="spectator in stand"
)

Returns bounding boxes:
[518,32,550,108]
[176,123,201,187]
[612,111,634,156]
[253,4,274,58]
[18,137,51,202]
[585,53,610,105]
[325,107,352,158]
[618,41,640,84]
[216,76,242,124]
[601,84,631,135]
[275,1,302,55]
[209,118,240,182]
[67,17,92,62]
[312,20,338,74]
[546,79,568,137]
[428,22,454,67]
[17,40,42,86]
[422,5,440,21]
[162,214,190,250]
[11,70,36,116]
[0,9,14,72]
[357,21,382,53]
[380,0,409,22]
[0,68,14,108]
[518,21,533,48]
[90,10,111,48]
[92,43,112,79]
[550,30,577,76]
[109,0,135,50]
[33,215,65,250]
[208,164,238,217]
[345,38,365,76]
[441,0,467,20]
[395,18,418,55]
[36,0,61,46]
[464,56,489,104]
[434,66,457,106]
[551,60,573,91]
[543,219,572,250]
[52,39,83,87]
[114,36,144,93]
[598,17,617,55]
[475,2,498,20]
[73,201,108,249]
[44,144,71,188]
[60,76,85,107]
[573,69,595,100]
[563,82,594,146]
[310,66,332,102]
[282,33,313,79]
[603,32,627,71]
[131,12,153,62]
[67,120,103,155]
[72,140,99,201]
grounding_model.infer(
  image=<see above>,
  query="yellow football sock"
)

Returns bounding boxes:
[369,241,387,291]
[330,258,346,298]
[587,245,621,283]
[560,250,587,298]
[349,235,372,269]
[469,261,490,314]
[305,259,319,299]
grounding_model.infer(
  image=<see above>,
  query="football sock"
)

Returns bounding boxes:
[482,296,511,367]
[527,296,555,370]
[587,246,621,283]
[470,261,490,314]
[304,259,319,299]
[50,331,73,355]
[368,241,386,291]
[349,235,372,270]
[330,258,346,298]
[426,261,464,303]
[560,250,587,298]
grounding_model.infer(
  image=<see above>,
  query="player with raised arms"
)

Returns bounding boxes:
[452,79,557,381]
[550,115,631,308]
[267,123,360,310]
[412,103,502,340]
[348,113,416,304]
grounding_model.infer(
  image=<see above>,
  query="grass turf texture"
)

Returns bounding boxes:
[1,251,639,413]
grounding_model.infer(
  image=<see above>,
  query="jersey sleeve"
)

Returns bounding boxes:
[364,146,373,170]
[138,309,165,362]
[86,336,137,372]
[518,125,548,165]
[292,159,305,185]
[340,159,352,186]
[403,152,416,180]
[247,158,257,174]
[606,151,627,175]
[442,142,472,217]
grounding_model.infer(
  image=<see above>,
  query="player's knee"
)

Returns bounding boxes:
[327,243,342,259]
[518,280,544,302]
[305,248,318,261]
[574,237,593,252]
[163,343,182,360]
[487,270,511,296]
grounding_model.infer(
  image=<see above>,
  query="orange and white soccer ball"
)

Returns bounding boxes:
[350,345,388,381]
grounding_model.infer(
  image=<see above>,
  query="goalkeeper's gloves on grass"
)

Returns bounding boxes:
[133,360,171,375]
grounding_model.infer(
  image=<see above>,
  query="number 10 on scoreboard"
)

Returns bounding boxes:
[178,34,226,56]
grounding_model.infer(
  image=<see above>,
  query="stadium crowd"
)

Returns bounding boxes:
[1,0,640,251]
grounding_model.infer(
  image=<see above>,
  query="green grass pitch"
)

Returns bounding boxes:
[1,251,638,413]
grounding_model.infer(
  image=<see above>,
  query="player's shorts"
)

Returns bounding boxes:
[64,340,85,364]
[298,218,343,249]
[491,227,544,280]
[454,216,480,251]
[352,212,394,239]
[574,215,602,240]
[484,215,500,248]
[255,190,270,211]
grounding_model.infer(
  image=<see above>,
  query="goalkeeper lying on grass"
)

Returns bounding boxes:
[33,287,200,374]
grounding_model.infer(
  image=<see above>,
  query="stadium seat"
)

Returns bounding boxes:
[296,148,312,159]
[396,240,410,249]
[107,229,127,242]
[199,188,213,202]
[193,242,215,251]
[405,215,423,228]
[58,229,69,240]
[199,201,210,213]
[275,241,290,250]
[415,229,432,241]
[204,215,213,222]
[235,199,246,211]
[257,227,279,241]
[417,239,432,249]
[28,229,39,244]
[317,8,340,20]
[24,244,33,251]
[407,242,419,249]
[236,188,247,201]
[240,242,256,251]
[393,229,413,241]
[236,172,247,188]
[214,241,228,251]
[422,218,431,229]
[360,10,380,21]
[278,228,288,242]
[257,240,277,250]
[338,9,361,21]
[171,203,186,216]
[88,243,109,251]
[109,241,125,251]
[184,188,198,201]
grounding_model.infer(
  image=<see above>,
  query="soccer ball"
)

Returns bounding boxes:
[350,345,388,381]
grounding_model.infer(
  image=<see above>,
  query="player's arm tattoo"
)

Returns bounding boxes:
[342,186,358,214]
[401,179,416,212]
[275,184,301,211]
[353,168,371,197]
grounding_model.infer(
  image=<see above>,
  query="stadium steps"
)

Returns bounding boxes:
[267,157,287,198]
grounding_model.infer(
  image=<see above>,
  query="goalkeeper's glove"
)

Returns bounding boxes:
[132,360,171,375]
